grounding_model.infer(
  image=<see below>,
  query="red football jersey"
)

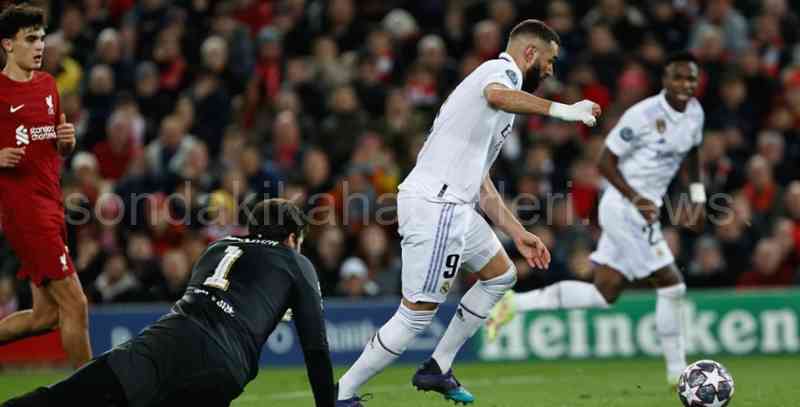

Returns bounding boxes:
[0,71,64,233]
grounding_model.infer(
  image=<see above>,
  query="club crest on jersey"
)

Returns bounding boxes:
[505,69,518,86]
[656,118,667,134]
[45,95,54,115]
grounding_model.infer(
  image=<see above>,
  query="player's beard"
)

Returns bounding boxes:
[523,64,544,93]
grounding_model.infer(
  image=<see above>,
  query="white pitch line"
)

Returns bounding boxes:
[254,374,548,401]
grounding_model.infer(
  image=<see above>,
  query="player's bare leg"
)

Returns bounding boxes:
[0,282,59,344]
[649,264,687,385]
[415,249,516,405]
[486,264,622,341]
[46,274,92,368]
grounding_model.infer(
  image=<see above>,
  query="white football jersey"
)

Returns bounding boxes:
[398,52,523,203]
[604,90,705,206]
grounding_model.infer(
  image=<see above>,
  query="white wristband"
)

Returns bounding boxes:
[690,183,706,203]
[548,102,570,120]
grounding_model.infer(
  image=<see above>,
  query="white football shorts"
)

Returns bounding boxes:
[397,193,502,303]
[589,190,675,281]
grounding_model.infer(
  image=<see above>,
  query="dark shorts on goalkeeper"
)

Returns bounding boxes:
[104,314,243,407]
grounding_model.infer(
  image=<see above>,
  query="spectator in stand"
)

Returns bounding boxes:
[55,2,96,66]
[91,28,135,92]
[323,0,365,53]
[251,26,283,108]
[72,152,107,209]
[151,28,188,95]
[701,131,742,195]
[742,155,783,234]
[471,20,502,62]
[375,89,425,164]
[319,85,368,171]
[307,226,346,297]
[93,109,142,181]
[265,110,305,174]
[737,238,795,288]
[338,257,376,298]
[88,252,141,303]
[685,236,732,287]
[133,61,173,142]
[581,23,624,93]
[366,28,395,83]
[303,148,334,199]
[783,181,800,243]
[145,115,198,184]
[645,0,690,52]
[152,249,191,301]
[708,72,757,138]
[757,130,797,185]
[209,2,254,96]
[690,0,749,58]
[126,232,163,290]
[582,0,647,50]
[353,52,388,119]
[83,64,117,147]
[43,32,82,95]
[239,144,281,197]
[356,224,400,296]
[415,34,458,102]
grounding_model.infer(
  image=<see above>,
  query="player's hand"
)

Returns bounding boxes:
[632,195,659,224]
[56,113,76,154]
[0,147,25,168]
[549,99,601,127]
[512,230,551,270]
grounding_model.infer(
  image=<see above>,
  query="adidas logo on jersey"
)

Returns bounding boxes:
[15,125,29,146]
[15,124,56,146]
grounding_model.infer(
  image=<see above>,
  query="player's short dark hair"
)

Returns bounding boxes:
[247,198,308,242]
[665,51,698,68]
[509,19,560,46]
[0,4,46,41]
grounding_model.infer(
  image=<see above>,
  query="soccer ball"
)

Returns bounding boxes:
[677,360,735,407]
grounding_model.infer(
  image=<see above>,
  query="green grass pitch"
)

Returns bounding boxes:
[1,356,797,406]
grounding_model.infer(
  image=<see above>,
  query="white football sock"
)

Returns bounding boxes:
[657,283,687,381]
[432,267,516,372]
[512,280,609,311]
[337,303,434,400]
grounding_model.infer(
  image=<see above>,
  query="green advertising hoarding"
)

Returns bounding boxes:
[478,289,800,361]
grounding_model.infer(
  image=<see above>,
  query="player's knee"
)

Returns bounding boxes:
[397,302,436,335]
[595,282,621,304]
[479,265,516,296]
[657,283,687,300]
[60,293,89,325]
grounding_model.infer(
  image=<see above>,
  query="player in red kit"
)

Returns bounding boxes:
[0,4,91,368]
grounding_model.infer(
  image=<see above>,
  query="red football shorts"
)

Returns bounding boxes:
[5,223,75,287]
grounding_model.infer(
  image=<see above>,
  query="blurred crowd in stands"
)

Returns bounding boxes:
[1,0,800,316]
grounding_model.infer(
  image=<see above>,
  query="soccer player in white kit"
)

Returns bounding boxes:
[486,52,706,385]
[335,20,600,406]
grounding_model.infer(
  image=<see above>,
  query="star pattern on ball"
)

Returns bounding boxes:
[680,382,696,404]
[702,367,726,392]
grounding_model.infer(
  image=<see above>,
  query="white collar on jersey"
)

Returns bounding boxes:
[498,52,521,72]
[657,90,687,123]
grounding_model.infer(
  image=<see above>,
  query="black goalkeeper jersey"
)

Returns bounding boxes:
[171,236,333,405]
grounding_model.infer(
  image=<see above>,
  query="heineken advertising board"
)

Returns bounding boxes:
[478,289,800,361]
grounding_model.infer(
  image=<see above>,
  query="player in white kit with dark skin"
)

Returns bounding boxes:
[487,52,706,386]
[336,20,601,406]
